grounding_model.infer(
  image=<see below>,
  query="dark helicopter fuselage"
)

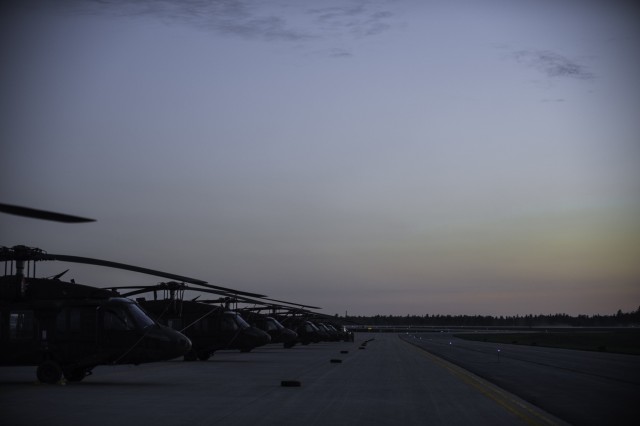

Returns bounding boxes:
[278,317,324,345]
[240,311,298,348]
[137,299,271,360]
[0,276,192,383]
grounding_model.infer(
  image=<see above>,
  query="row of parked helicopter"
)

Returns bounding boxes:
[0,203,354,384]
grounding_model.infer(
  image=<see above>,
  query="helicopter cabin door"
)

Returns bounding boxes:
[0,308,39,365]
[97,304,140,364]
[53,306,100,364]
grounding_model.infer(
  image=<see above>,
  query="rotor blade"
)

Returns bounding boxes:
[116,283,251,300]
[194,282,266,298]
[106,286,158,290]
[118,284,199,298]
[214,294,312,312]
[260,297,321,310]
[222,294,275,306]
[116,278,265,298]
[0,203,95,223]
[48,254,207,285]
[198,298,230,304]
[121,288,158,298]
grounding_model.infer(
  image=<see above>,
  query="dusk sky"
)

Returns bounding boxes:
[1,0,639,317]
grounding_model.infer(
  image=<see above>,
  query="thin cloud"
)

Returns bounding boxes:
[213,15,311,41]
[10,0,398,56]
[42,0,314,41]
[312,4,366,22]
[512,49,595,80]
[309,3,395,38]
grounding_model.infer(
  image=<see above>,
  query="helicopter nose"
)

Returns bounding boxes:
[160,326,192,359]
[257,328,271,345]
[247,327,271,346]
[284,328,298,340]
[178,334,192,353]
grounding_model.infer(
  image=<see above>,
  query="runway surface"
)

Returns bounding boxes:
[402,331,640,426]
[0,333,568,426]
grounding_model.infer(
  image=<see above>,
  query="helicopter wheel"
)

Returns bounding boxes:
[240,347,252,353]
[37,360,63,384]
[184,350,197,361]
[63,368,87,382]
[197,351,211,361]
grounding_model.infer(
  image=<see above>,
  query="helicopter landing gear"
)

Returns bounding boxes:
[197,351,211,361]
[184,349,197,361]
[63,367,88,382]
[184,349,211,361]
[37,360,63,384]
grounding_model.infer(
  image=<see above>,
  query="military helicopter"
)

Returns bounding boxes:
[0,203,197,383]
[110,281,273,360]
[233,298,321,349]
[306,313,355,342]
[239,309,299,348]
[214,296,329,347]
[275,307,355,344]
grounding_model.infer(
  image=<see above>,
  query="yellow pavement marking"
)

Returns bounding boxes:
[402,337,564,426]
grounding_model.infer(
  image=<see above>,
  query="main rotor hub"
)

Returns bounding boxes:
[0,245,52,263]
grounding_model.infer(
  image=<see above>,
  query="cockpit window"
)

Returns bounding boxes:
[265,320,278,331]
[221,315,238,331]
[126,303,155,329]
[103,308,135,331]
[234,314,250,329]
[269,317,284,330]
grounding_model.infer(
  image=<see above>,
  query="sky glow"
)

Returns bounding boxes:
[1,1,639,316]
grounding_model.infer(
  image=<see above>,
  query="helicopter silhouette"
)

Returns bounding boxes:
[274,308,355,345]
[233,298,322,348]
[0,204,198,383]
[205,295,353,346]
[110,281,274,360]
[203,295,318,349]
[239,308,299,348]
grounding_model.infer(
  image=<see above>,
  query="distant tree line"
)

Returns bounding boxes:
[343,307,640,327]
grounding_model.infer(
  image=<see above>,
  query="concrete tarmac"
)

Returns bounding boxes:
[403,331,640,426]
[1,333,567,426]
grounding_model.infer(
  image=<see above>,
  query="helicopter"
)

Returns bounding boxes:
[110,281,273,361]
[274,308,355,344]
[233,298,323,349]
[0,204,198,383]
[239,309,298,348]
[216,296,332,347]
[0,245,201,383]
